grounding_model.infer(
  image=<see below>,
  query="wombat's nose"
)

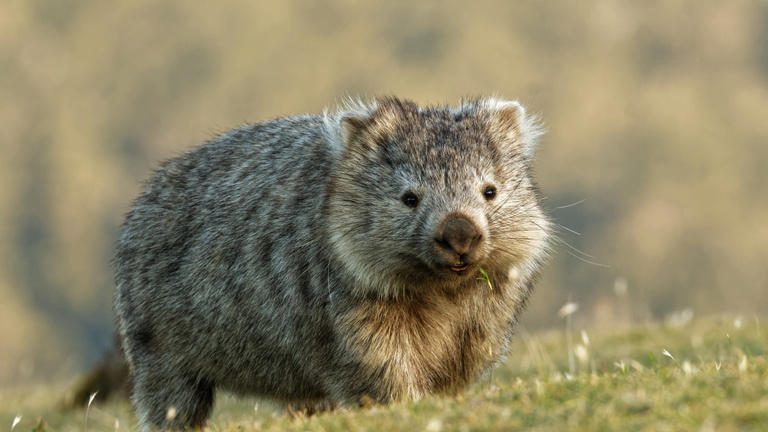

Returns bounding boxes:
[435,215,482,258]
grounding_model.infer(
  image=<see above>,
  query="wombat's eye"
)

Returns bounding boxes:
[401,191,419,208]
[483,185,497,201]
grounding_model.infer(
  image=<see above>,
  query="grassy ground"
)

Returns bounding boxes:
[2,315,766,431]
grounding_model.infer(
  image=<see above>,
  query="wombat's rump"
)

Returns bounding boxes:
[114,97,550,430]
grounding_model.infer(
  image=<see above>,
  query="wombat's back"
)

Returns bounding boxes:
[114,115,340,427]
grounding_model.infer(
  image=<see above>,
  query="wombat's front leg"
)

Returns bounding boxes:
[130,361,214,431]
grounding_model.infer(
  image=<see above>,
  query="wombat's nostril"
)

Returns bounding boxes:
[435,215,482,256]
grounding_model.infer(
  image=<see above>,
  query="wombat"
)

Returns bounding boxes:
[114,97,551,429]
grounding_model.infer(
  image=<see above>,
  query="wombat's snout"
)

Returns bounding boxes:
[434,213,483,271]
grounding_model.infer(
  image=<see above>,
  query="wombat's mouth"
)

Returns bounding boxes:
[443,260,482,277]
[412,253,482,280]
[449,263,470,273]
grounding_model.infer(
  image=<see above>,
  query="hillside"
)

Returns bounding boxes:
[3,315,766,431]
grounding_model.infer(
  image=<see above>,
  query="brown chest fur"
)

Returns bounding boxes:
[336,280,519,400]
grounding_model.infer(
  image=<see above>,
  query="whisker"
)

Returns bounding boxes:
[489,175,526,218]
[553,198,586,210]
[553,223,581,236]
[564,249,610,268]
[554,238,597,259]
[525,219,609,267]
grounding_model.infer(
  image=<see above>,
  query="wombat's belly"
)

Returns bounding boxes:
[170,328,326,401]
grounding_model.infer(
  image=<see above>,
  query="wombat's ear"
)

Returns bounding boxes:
[324,98,379,153]
[482,98,543,159]
[340,113,373,146]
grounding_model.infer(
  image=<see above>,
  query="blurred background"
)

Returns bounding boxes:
[1,0,766,388]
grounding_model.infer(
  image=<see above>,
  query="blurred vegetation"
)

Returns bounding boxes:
[0,0,766,386]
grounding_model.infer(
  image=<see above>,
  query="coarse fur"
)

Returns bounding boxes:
[114,96,551,430]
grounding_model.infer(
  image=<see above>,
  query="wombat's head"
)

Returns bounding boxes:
[325,97,550,297]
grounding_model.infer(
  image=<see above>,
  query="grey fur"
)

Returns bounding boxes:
[114,97,551,430]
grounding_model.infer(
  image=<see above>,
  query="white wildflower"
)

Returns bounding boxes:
[574,344,589,365]
[580,330,590,346]
[558,302,579,318]
[682,361,694,376]
[662,349,675,361]
[426,418,443,432]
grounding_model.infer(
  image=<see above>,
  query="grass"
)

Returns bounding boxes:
[2,315,766,431]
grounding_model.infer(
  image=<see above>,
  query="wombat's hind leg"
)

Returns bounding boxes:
[131,366,214,431]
